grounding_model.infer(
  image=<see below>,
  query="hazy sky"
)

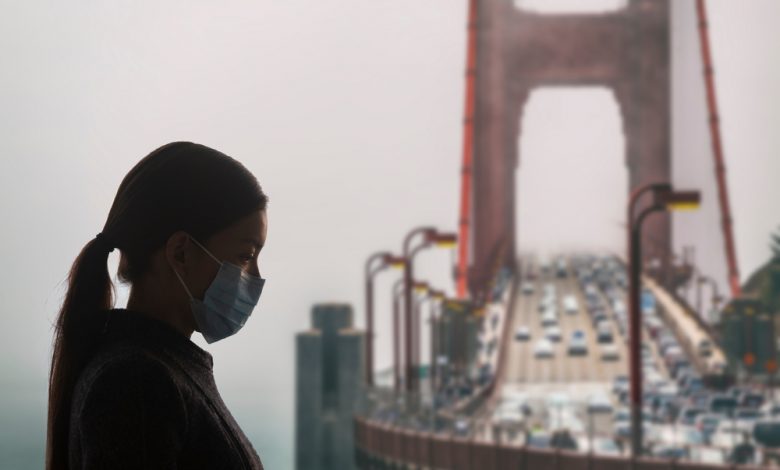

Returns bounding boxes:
[1,1,778,468]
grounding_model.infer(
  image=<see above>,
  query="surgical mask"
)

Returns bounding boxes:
[171,234,265,344]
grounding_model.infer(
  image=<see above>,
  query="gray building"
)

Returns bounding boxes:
[295,303,365,470]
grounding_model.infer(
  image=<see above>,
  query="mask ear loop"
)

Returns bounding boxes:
[171,263,195,301]
[189,235,223,266]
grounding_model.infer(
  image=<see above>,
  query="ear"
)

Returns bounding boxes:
[165,231,192,269]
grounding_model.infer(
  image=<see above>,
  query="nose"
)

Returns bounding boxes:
[249,261,261,278]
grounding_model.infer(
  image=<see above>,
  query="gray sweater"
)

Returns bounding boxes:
[68,308,264,469]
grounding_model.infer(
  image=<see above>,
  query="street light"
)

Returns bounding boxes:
[428,289,445,400]
[627,184,701,457]
[364,252,405,386]
[697,274,723,323]
[412,281,430,382]
[392,278,406,393]
[402,227,458,392]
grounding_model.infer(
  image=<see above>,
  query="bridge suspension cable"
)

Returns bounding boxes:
[456,0,478,299]
[695,0,741,297]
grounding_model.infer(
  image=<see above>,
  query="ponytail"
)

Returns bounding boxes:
[46,234,116,470]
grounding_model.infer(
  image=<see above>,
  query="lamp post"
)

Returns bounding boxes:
[698,275,723,323]
[412,281,430,384]
[627,185,700,457]
[392,278,406,393]
[428,289,445,400]
[364,252,405,386]
[402,227,457,392]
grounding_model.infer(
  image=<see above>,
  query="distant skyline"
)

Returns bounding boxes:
[1,2,778,468]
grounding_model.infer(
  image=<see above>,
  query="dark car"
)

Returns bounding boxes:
[709,394,739,416]
[678,406,706,425]
[739,392,765,409]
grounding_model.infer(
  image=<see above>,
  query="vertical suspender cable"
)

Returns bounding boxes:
[695,0,741,297]
[456,0,478,298]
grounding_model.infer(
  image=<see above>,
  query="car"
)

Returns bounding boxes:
[562,295,578,314]
[514,325,531,341]
[739,391,765,409]
[491,405,525,433]
[521,281,535,295]
[587,392,613,413]
[753,419,780,448]
[710,421,748,448]
[533,338,554,358]
[644,316,663,338]
[694,413,721,441]
[591,311,608,327]
[708,394,738,416]
[651,445,688,460]
[657,424,705,447]
[453,416,470,436]
[697,339,713,357]
[555,258,568,278]
[762,402,780,417]
[678,406,706,425]
[545,326,562,342]
[614,421,657,441]
[689,446,727,464]
[612,375,629,395]
[590,437,621,456]
[596,321,613,343]
[600,344,620,361]
[613,407,653,424]
[735,407,764,426]
[541,311,558,327]
[568,336,587,356]
[525,430,552,448]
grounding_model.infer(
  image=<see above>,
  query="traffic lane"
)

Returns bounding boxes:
[505,279,538,382]
[505,272,614,384]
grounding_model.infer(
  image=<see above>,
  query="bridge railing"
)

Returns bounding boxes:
[353,416,766,470]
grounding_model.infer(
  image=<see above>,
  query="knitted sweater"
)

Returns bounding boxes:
[68,308,264,469]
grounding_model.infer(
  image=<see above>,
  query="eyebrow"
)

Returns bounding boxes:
[240,238,264,250]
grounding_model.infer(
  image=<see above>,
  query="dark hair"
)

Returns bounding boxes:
[45,142,268,469]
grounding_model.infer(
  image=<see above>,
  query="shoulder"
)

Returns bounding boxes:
[74,347,188,430]
[70,349,190,467]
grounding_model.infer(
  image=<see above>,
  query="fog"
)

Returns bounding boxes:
[1,1,778,468]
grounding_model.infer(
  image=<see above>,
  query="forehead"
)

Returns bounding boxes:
[217,209,267,246]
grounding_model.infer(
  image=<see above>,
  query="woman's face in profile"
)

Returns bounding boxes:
[183,208,268,305]
[203,208,268,279]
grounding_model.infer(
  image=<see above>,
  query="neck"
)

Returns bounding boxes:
[127,282,195,338]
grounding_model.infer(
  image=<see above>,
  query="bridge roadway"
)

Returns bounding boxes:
[504,272,628,384]
[471,256,672,446]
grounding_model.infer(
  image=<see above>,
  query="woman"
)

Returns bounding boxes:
[46,142,268,469]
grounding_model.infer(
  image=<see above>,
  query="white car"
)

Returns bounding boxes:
[587,392,613,413]
[562,295,578,314]
[710,421,747,448]
[541,311,558,327]
[521,281,535,295]
[689,447,726,464]
[601,344,620,361]
[514,325,531,341]
[590,437,622,456]
[491,405,525,432]
[538,295,555,312]
[533,338,554,358]
[545,326,562,342]
[568,336,588,356]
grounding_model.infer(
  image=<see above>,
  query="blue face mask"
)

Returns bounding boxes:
[171,234,265,344]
